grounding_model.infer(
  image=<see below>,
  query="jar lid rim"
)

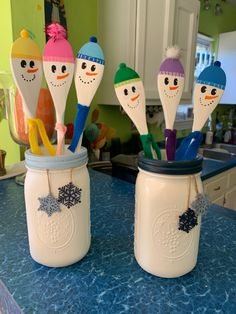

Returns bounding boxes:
[25,146,88,170]
[138,152,203,175]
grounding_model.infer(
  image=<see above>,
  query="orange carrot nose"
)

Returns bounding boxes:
[169,86,179,90]
[57,73,69,80]
[86,72,98,76]
[27,68,38,73]
[205,95,218,100]
[131,94,140,102]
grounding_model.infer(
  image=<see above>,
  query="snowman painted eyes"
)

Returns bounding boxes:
[201,86,207,93]
[123,86,136,96]
[21,60,35,68]
[174,78,178,85]
[62,65,66,73]
[51,65,56,73]
[29,61,35,68]
[164,77,169,85]
[211,88,217,95]
[82,62,87,69]
[20,60,27,68]
[91,64,96,72]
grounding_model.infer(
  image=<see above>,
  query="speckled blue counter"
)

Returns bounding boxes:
[0,170,236,313]
[201,158,236,180]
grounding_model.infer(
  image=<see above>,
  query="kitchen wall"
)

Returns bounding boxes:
[199,0,236,129]
[199,0,236,53]
[0,0,20,164]
[2,0,236,164]
[64,0,236,145]
[0,0,47,164]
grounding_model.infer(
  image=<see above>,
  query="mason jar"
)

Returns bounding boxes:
[134,153,203,278]
[24,146,90,267]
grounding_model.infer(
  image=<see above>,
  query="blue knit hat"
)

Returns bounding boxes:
[196,61,226,90]
[77,36,105,65]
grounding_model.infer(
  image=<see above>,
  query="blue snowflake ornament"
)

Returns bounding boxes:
[38,193,61,217]
[58,182,82,209]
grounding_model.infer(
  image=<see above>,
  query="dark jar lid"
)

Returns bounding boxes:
[138,152,203,175]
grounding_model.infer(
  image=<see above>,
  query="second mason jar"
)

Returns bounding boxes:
[24,146,90,267]
[134,153,203,278]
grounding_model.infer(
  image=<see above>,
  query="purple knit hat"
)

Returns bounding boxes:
[159,46,184,77]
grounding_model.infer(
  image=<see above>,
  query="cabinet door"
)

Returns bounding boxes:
[135,0,174,103]
[224,186,236,211]
[173,0,200,100]
[97,0,137,105]
[203,174,228,202]
[212,195,225,207]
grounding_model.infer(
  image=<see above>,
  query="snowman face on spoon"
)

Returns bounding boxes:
[11,57,42,88]
[76,59,104,86]
[43,61,74,88]
[18,59,40,82]
[115,80,144,110]
[158,74,184,101]
[195,83,223,108]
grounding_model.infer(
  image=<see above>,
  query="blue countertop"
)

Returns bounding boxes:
[0,170,236,313]
[201,158,236,180]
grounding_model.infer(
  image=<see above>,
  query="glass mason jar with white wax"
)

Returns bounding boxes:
[134,153,204,278]
[24,146,90,267]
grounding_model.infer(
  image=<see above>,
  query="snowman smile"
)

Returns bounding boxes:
[164,88,179,98]
[127,99,139,109]
[21,73,36,82]
[78,75,96,84]
[50,80,67,87]
[199,97,217,107]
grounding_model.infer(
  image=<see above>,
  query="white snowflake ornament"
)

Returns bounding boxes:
[58,182,82,209]
[38,193,61,217]
[191,193,211,216]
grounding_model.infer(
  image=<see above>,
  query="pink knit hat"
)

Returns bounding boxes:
[43,23,74,63]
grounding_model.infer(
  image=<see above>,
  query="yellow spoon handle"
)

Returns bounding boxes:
[34,118,56,156]
[27,119,42,156]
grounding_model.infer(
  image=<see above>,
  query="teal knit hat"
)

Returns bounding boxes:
[196,61,226,90]
[114,63,140,87]
[77,36,105,65]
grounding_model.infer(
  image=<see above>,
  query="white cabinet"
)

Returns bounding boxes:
[203,166,236,211]
[218,31,236,105]
[97,0,200,106]
[224,186,236,210]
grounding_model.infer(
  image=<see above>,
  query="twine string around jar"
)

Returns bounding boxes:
[46,169,52,194]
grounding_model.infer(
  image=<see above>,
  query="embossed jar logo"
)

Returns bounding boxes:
[152,208,194,260]
[36,209,74,249]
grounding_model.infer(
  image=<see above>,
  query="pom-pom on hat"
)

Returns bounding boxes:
[159,46,184,77]
[114,63,140,87]
[43,23,74,63]
[11,29,41,60]
[196,61,226,90]
[77,36,105,65]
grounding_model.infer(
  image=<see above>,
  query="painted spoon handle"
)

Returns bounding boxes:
[164,128,177,161]
[140,133,162,160]
[55,122,67,155]
[175,131,203,161]
[68,103,90,153]
[27,119,43,156]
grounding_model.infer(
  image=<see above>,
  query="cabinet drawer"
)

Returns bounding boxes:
[204,175,228,201]
[228,168,236,189]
